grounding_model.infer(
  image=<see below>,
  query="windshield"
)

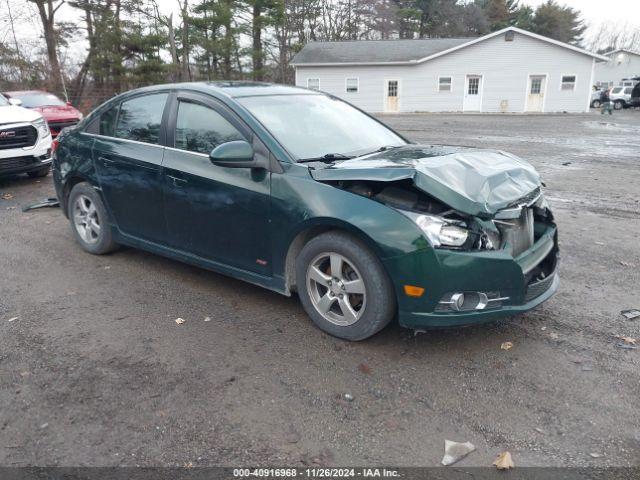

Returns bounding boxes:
[12,92,66,108]
[0,95,8,107]
[237,94,406,160]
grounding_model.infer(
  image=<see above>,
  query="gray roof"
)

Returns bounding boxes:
[291,37,474,65]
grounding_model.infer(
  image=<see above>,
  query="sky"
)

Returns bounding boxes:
[3,0,640,61]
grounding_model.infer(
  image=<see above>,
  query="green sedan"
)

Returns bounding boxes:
[52,82,559,341]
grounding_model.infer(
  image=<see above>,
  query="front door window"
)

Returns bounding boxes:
[175,102,245,154]
[468,77,480,95]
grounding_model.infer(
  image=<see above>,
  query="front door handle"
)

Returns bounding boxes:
[166,174,188,187]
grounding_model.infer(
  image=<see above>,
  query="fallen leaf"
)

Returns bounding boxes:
[204,316,211,322]
[358,363,372,374]
[175,318,186,325]
[501,342,513,351]
[615,335,637,345]
[7,316,19,323]
[1,193,14,200]
[441,440,476,466]
[493,451,514,470]
[549,332,559,340]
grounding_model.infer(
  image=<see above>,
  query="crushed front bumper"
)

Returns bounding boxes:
[384,225,559,329]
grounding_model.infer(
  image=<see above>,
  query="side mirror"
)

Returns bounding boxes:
[210,140,257,168]
[8,98,22,106]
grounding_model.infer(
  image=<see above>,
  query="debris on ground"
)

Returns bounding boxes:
[614,335,637,345]
[441,440,476,466]
[562,162,572,166]
[534,427,547,435]
[358,363,372,375]
[589,453,604,458]
[621,309,640,321]
[39,423,48,429]
[501,342,513,351]
[204,316,211,322]
[619,261,635,267]
[7,316,19,323]
[549,332,560,340]
[175,318,186,325]
[343,393,354,402]
[493,451,514,470]
[22,198,60,212]
[1,193,14,200]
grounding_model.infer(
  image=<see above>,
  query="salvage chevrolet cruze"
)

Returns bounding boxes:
[53,82,559,340]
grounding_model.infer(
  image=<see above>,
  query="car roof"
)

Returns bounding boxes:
[119,81,320,99]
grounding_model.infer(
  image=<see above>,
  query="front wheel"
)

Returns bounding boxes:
[295,231,396,341]
[68,182,118,255]
[591,100,601,108]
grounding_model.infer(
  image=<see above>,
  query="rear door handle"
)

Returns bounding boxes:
[98,156,116,167]
[166,174,187,187]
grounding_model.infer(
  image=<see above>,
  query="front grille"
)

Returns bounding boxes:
[0,125,38,150]
[497,208,535,257]
[525,271,556,302]
[0,156,37,173]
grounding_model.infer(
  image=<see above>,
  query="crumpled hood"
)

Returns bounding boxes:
[310,145,541,217]
[32,105,81,121]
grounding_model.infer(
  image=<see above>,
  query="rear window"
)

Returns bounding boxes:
[114,93,168,145]
[612,87,623,94]
[99,106,119,136]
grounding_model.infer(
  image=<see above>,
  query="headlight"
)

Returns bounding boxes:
[33,117,51,138]
[401,211,469,248]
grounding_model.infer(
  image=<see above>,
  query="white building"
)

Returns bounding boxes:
[594,49,640,87]
[292,27,608,114]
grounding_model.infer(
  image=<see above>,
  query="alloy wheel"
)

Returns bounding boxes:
[73,194,101,244]
[306,252,366,326]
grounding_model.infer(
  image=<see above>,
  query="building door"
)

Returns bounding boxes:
[385,80,399,112]
[463,75,482,112]
[526,75,546,112]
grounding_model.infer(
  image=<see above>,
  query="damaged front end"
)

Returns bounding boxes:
[310,145,559,328]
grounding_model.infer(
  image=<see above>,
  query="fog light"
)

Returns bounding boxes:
[437,291,510,312]
[451,293,465,311]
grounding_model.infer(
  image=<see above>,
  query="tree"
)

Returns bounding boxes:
[482,0,519,31]
[531,0,585,45]
[28,0,65,96]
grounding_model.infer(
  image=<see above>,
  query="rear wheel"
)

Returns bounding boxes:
[295,231,396,341]
[614,100,625,110]
[68,182,117,255]
[27,165,50,178]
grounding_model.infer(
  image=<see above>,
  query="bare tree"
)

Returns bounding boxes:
[28,0,65,94]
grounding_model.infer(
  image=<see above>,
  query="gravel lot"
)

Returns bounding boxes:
[1,111,639,468]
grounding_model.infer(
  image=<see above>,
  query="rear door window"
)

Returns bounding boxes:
[115,93,168,144]
[174,101,245,154]
[99,106,119,136]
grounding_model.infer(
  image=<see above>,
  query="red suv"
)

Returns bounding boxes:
[3,90,83,138]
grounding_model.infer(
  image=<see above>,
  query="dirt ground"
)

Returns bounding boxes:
[1,111,639,468]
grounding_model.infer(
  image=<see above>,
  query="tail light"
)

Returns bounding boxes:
[51,138,59,155]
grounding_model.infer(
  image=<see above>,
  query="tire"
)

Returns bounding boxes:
[67,182,118,255]
[295,231,396,341]
[27,165,51,178]
[591,100,601,108]
[614,100,625,110]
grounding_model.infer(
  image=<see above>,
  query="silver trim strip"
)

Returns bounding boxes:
[81,132,166,150]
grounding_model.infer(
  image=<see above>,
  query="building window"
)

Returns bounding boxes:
[345,78,359,93]
[307,78,320,90]
[561,75,576,91]
[439,77,452,92]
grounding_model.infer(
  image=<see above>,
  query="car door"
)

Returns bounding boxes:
[93,92,169,243]
[162,92,271,275]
